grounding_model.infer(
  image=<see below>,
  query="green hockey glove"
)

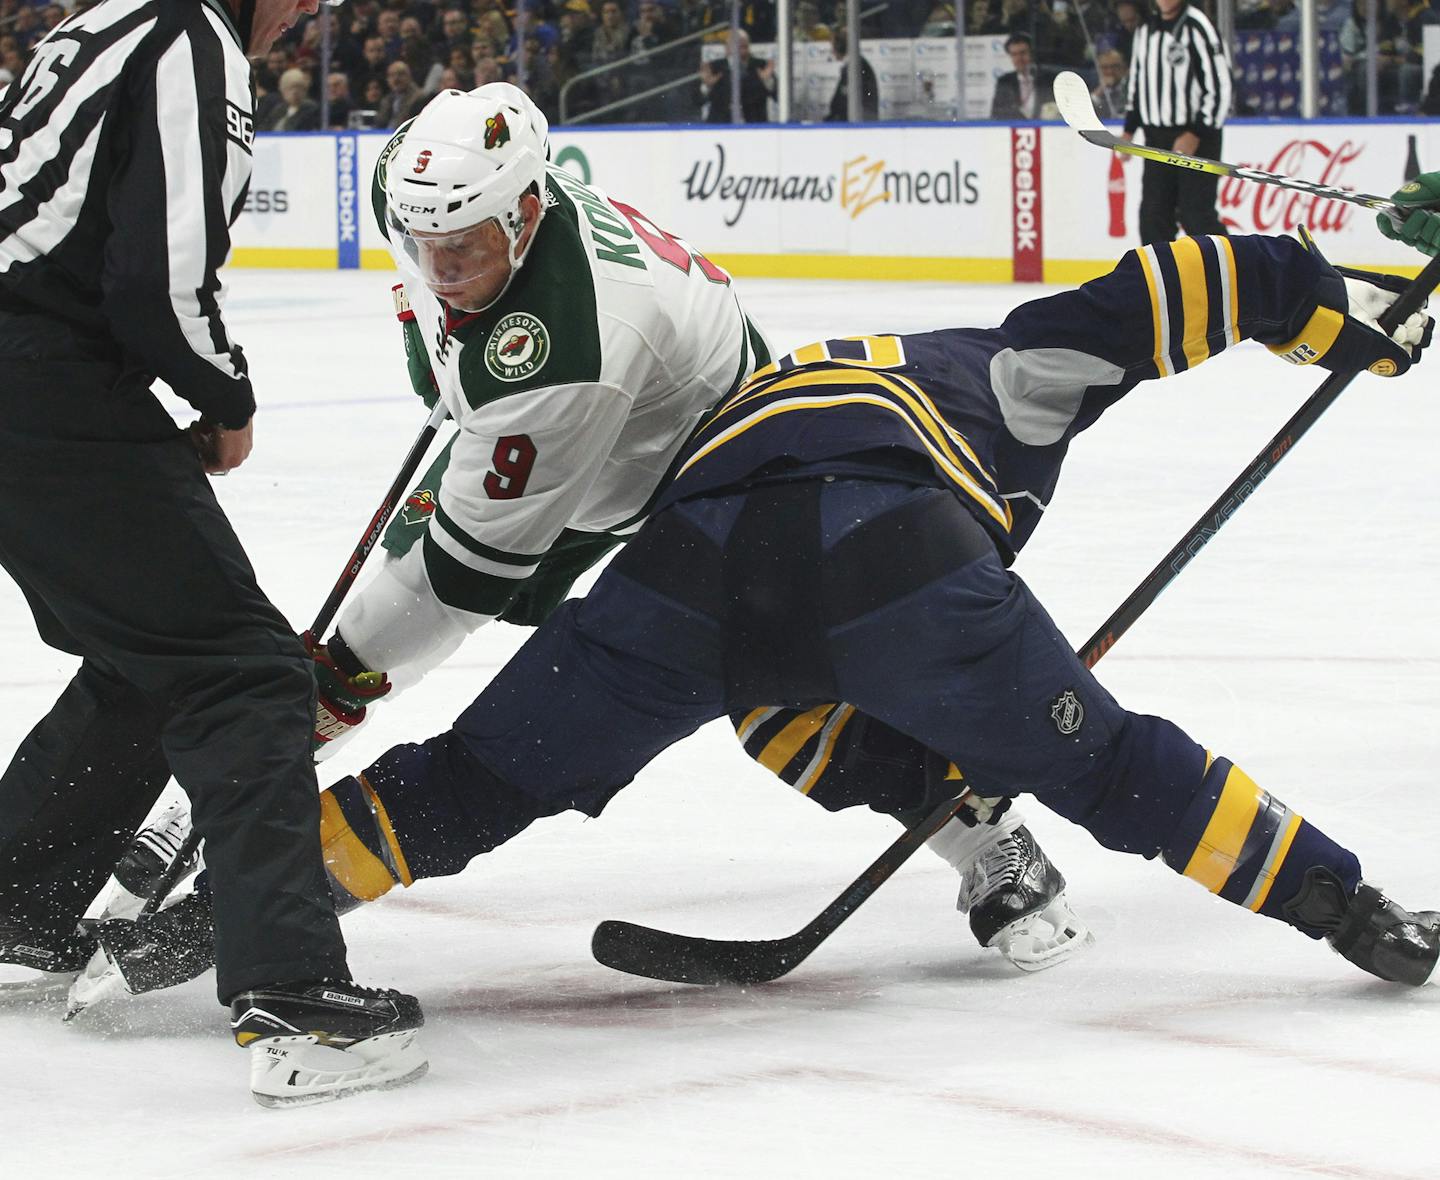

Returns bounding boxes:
[1377,172,1440,256]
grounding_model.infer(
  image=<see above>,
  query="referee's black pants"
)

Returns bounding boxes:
[0,342,348,1001]
[1138,124,1229,245]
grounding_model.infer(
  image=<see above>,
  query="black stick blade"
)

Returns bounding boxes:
[590,920,815,986]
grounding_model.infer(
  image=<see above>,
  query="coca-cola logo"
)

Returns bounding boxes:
[1218,139,1362,235]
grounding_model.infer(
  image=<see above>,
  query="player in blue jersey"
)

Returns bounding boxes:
[302,227,1440,987]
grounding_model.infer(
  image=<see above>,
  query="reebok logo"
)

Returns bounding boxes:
[322,990,366,1007]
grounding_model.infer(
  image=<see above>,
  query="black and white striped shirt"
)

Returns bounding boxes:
[0,0,256,427]
[1123,2,1232,135]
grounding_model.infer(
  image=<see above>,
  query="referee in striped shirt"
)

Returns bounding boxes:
[0,0,419,1093]
[1123,0,1233,244]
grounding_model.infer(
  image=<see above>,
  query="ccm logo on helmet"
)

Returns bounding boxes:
[414,149,432,174]
[399,202,438,215]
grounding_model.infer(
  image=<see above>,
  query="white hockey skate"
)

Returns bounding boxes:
[66,799,200,1020]
[928,804,1095,972]
[231,981,428,1108]
[3,800,198,1007]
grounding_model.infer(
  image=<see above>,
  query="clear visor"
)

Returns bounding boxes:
[388,212,510,290]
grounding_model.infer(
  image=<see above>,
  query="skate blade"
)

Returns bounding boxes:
[989,895,1096,973]
[248,1031,428,1109]
[62,949,127,1021]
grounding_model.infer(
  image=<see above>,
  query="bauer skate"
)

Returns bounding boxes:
[1284,867,1440,986]
[231,980,428,1108]
[930,806,1095,972]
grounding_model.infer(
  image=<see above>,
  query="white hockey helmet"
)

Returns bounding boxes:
[384,83,550,307]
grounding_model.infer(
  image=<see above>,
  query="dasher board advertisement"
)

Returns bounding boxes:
[229,133,338,266]
[541,125,1012,282]
[238,123,1439,281]
[1042,120,1438,282]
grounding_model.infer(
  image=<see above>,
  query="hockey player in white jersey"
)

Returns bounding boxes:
[65,85,1087,1002]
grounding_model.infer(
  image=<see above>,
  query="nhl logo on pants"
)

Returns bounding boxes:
[1050,689,1084,735]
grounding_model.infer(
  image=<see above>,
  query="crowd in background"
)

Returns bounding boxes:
[0,0,1437,124]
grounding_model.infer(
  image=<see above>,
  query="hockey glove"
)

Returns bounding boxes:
[305,630,392,753]
[1376,172,1440,257]
[1268,232,1432,378]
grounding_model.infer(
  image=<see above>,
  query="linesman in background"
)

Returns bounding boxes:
[0,0,423,1106]
[1123,0,1233,244]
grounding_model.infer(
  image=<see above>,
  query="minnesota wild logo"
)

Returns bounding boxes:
[400,488,437,526]
[485,312,549,382]
[484,112,511,150]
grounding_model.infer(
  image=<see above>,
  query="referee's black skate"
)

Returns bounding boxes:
[930,808,1094,971]
[1284,867,1440,986]
[231,979,428,1107]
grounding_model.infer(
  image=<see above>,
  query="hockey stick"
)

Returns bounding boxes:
[592,793,971,985]
[592,257,1440,987]
[1052,72,1406,229]
[310,398,451,638]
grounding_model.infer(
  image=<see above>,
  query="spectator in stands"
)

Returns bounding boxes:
[253,65,285,128]
[959,0,1000,33]
[1113,0,1144,60]
[40,5,64,34]
[10,7,42,51]
[265,46,292,80]
[588,0,632,116]
[592,0,632,66]
[825,28,879,121]
[1076,0,1119,39]
[428,66,463,104]
[352,34,391,102]
[555,0,597,113]
[377,8,405,59]
[360,76,387,122]
[632,0,678,51]
[474,55,503,86]
[740,0,777,41]
[445,44,477,89]
[379,59,426,127]
[626,0,681,120]
[987,0,1078,66]
[674,0,717,34]
[1052,0,1092,66]
[699,29,774,121]
[436,7,474,55]
[1424,60,1440,112]
[1092,46,1128,115]
[401,15,436,82]
[1378,0,1436,112]
[268,67,322,131]
[520,32,560,117]
[794,1,832,41]
[476,9,514,61]
[325,71,355,130]
[1318,0,1351,28]
[990,32,1057,117]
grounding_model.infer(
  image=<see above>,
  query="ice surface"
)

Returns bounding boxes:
[2,270,1438,1178]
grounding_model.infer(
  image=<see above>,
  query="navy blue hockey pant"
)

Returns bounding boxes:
[343,478,1360,937]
